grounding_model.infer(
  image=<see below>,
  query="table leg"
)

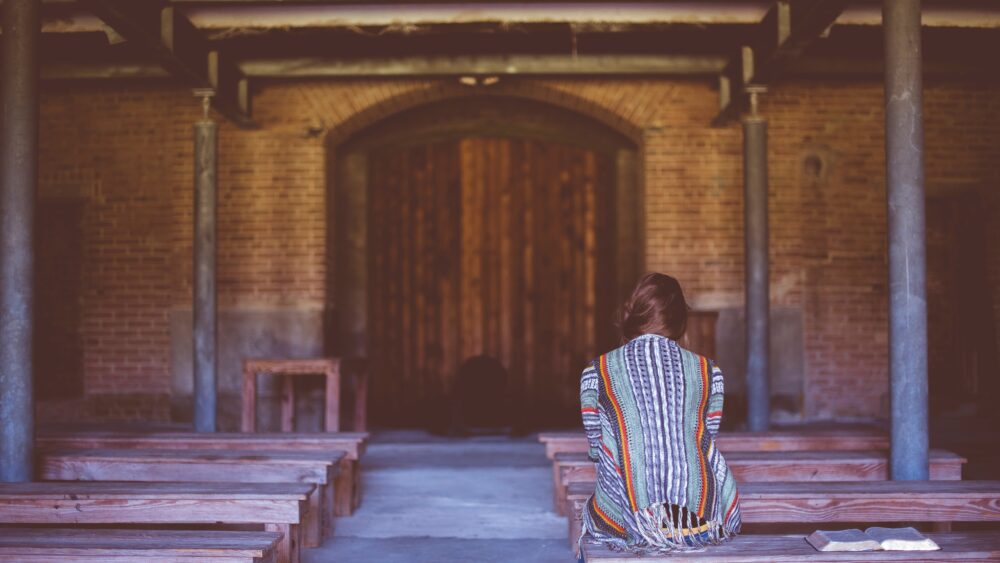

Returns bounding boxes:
[242,366,257,432]
[281,376,295,433]
[324,360,341,432]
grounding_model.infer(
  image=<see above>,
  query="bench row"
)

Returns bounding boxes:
[566,480,1000,553]
[2,430,370,563]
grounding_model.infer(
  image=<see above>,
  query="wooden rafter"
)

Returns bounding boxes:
[80,0,254,126]
[712,0,848,126]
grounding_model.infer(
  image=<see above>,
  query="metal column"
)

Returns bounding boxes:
[743,90,770,432]
[193,94,218,433]
[0,0,40,483]
[884,0,928,480]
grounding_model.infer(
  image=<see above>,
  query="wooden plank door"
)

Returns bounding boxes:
[366,137,617,427]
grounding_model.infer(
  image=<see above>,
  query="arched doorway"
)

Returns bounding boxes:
[329,96,641,429]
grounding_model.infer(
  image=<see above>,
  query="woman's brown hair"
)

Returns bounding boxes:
[618,273,690,342]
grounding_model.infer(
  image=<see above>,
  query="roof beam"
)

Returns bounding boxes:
[712,0,848,126]
[79,0,253,126]
[240,54,728,78]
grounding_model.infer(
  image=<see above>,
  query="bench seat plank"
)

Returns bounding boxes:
[37,448,345,547]
[0,528,281,563]
[0,482,312,563]
[581,532,1000,562]
[38,431,367,516]
[540,429,888,460]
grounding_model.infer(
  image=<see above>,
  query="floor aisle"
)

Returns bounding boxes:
[304,430,573,562]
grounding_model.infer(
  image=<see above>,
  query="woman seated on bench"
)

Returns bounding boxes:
[579,273,742,554]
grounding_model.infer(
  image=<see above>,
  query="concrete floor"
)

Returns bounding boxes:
[303,430,574,562]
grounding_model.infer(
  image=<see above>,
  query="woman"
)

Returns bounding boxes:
[579,273,741,553]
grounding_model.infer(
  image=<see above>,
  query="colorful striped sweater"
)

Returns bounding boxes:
[579,334,741,552]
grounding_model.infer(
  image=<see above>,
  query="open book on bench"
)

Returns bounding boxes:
[806,527,941,552]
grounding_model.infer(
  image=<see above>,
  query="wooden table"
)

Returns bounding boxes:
[243,358,341,433]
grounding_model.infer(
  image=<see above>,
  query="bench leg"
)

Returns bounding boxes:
[304,487,322,548]
[569,511,583,556]
[335,459,356,516]
[242,368,257,432]
[265,523,300,563]
[323,482,336,540]
[553,462,566,516]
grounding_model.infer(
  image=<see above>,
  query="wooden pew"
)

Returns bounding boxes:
[566,480,1000,550]
[539,429,889,460]
[581,532,1000,562]
[36,448,346,548]
[37,430,368,516]
[553,449,966,515]
[0,481,313,563]
[0,528,283,562]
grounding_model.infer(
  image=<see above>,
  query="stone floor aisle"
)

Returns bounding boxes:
[303,430,573,562]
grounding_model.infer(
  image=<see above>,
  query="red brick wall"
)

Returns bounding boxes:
[36,78,1000,422]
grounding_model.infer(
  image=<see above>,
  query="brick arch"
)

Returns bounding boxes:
[324,80,645,150]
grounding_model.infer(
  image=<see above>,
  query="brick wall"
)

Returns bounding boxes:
[36,77,1000,423]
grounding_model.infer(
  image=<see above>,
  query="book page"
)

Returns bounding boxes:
[865,527,941,551]
[806,529,882,552]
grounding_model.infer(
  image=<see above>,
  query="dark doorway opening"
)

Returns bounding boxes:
[926,189,999,416]
[34,200,85,400]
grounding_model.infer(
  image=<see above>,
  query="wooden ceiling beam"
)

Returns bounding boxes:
[80,0,254,126]
[240,54,728,78]
[712,0,848,126]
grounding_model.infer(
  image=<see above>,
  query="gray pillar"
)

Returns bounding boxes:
[193,108,218,433]
[884,0,928,480]
[743,103,770,432]
[0,0,40,482]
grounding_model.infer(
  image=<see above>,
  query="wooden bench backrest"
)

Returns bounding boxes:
[540,429,889,459]
[38,431,368,460]
[568,480,1000,522]
[38,448,344,485]
[556,449,966,482]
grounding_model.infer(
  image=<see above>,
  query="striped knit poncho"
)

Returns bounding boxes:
[580,333,741,552]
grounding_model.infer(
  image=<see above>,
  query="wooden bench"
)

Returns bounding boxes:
[567,480,1000,551]
[37,448,345,548]
[0,481,313,563]
[37,430,368,516]
[580,532,1000,562]
[540,429,889,460]
[552,449,966,515]
[0,528,283,562]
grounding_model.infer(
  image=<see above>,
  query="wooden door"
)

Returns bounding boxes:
[366,137,617,427]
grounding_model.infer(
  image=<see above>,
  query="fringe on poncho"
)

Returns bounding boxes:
[579,334,742,553]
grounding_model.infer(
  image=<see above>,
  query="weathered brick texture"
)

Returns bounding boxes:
[36,78,1000,422]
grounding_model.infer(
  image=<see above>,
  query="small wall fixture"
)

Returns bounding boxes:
[458,76,500,87]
